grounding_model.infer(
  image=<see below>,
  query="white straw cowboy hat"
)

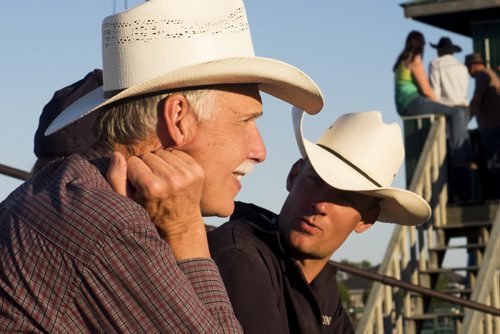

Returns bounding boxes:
[292,108,431,226]
[46,0,323,136]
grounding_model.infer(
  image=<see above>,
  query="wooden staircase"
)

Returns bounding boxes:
[356,115,500,334]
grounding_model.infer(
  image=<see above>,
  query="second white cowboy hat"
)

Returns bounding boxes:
[292,107,431,226]
[46,0,323,135]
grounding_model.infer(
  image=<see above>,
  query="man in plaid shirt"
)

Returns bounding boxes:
[0,0,323,332]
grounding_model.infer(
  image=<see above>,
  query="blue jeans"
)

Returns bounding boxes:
[401,96,473,161]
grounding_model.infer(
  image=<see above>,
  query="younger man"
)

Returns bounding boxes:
[208,109,431,333]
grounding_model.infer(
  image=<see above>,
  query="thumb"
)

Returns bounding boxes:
[107,152,128,197]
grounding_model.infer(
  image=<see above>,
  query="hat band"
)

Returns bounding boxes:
[317,144,382,187]
[103,84,217,100]
[104,89,122,99]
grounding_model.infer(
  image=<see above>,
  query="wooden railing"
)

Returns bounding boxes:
[461,205,500,334]
[356,115,448,334]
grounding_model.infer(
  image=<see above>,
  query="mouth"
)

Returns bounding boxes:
[298,217,322,234]
[232,160,255,181]
[233,172,245,181]
[231,171,248,192]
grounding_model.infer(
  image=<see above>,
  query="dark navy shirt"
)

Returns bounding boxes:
[208,201,355,334]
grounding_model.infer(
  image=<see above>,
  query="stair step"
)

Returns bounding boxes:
[428,243,485,252]
[436,221,492,238]
[437,221,492,230]
[420,266,479,274]
[404,312,463,321]
[440,288,472,295]
[447,202,499,224]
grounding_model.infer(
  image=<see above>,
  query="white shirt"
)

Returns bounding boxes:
[429,54,469,107]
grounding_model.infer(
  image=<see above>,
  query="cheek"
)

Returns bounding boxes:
[194,131,241,169]
[326,210,362,243]
[198,137,243,184]
[218,132,249,165]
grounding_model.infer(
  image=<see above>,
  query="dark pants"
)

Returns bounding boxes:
[478,128,500,199]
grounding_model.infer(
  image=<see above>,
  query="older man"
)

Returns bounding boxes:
[0,0,322,332]
[207,109,431,333]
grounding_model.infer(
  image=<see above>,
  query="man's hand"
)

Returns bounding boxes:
[107,150,209,259]
[107,152,130,197]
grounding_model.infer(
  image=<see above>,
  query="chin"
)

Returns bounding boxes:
[200,200,235,218]
[288,236,317,256]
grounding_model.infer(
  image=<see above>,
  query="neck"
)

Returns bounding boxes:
[294,257,330,284]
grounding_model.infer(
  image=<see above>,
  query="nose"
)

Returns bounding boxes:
[312,201,328,216]
[248,125,267,163]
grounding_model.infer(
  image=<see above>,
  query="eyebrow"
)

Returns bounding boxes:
[228,105,263,122]
[243,110,264,120]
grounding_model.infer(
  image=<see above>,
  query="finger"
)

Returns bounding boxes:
[126,150,204,202]
[151,150,204,179]
[155,149,197,166]
[107,152,128,197]
[136,151,188,180]
[125,155,156,191]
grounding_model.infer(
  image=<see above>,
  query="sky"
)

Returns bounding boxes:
[0,1,475,266]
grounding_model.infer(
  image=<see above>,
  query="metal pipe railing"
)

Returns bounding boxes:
[0,163,30,181]
[331,261,500,317]
[4,159,500,321]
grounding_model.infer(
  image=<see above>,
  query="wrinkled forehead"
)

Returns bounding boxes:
[212,84,263,114]
[212,83,262,104]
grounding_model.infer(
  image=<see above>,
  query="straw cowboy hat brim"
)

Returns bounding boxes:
[46,57,323,135]
[292,108,431,226]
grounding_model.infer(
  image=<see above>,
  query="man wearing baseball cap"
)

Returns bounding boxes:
[0,0,323,332]
[465,52,500,199]
[31,69,103,175]
[207,109,431,333]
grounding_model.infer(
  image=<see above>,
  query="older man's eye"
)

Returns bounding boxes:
[243,112,263,123]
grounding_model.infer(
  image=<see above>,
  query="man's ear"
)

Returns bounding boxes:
[160,94,196,147]
[354,204,380,234]
[286,159,304,191]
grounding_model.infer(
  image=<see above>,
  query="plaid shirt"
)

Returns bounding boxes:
[0,144,242,333]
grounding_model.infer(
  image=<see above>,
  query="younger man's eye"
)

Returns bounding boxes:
[308,175,323,184]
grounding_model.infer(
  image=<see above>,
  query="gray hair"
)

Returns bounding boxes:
[94,88,216,146]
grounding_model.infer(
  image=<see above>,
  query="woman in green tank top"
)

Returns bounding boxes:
[393,31,439,114]
[393,31,474,167]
